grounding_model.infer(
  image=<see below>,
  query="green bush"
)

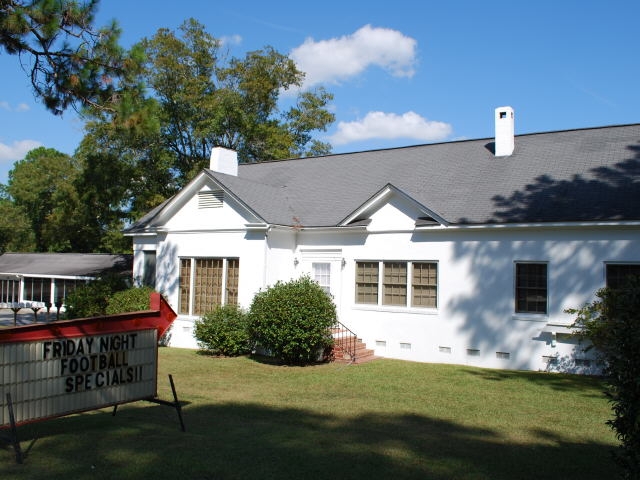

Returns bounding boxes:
[568,277,640,479]
[106,286,155,315]
[248,276,336,365]
[194,304,252,356]
[64,273,129,319]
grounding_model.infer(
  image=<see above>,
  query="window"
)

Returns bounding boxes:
[0,278,19,303]
[355,260,438,309]
[23,277,52,303]
[412,262,437,308]
[142,250,156,288]
[226,258,240,305]
[383,262,407,306]
[179,259,192,315]
[606,264,640,290]
[193,258,224,315]
[179,257,239,316]
[355,262,379,304]
[515,262,547,314]
[53,279,81,304]
[312,262,331,295]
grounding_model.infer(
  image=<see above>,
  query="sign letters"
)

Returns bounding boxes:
[0,293,176,427]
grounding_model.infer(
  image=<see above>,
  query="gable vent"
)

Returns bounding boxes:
[198,190,224,209]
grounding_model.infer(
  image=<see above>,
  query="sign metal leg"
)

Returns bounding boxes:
[4,393,24,464]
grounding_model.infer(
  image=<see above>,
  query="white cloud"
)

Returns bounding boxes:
[0,101,30,112]
[329,111,452,146]
[0,140,43,162]
[290,25,417,89]
[220,34,242,46]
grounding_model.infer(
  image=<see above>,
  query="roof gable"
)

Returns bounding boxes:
[125,172,267,234]
[340,184,446,229]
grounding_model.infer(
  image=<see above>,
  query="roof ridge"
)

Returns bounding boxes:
[237,122,640,167]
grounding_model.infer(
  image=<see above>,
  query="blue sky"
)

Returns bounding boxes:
[1,0,639,184]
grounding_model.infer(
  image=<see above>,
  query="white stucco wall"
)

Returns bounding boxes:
[131,181,640,372]
[337,225,638,373]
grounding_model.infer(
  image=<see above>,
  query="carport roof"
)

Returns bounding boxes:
[0,253,132,278]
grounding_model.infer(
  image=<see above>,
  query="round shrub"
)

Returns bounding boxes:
[248,275,336,365]
[64,273,129,319]
[194,304,252,356]
[106,286,155,315]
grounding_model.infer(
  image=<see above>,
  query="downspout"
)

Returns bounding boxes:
[263,226,272,288]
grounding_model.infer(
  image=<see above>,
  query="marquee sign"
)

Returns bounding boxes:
[0,293,177,427]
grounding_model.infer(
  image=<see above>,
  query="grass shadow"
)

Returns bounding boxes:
[2,399,615,480]
[462,367,606,398]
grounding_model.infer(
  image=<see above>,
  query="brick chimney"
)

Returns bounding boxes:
[209,147,238,176]
[494,106,514,157]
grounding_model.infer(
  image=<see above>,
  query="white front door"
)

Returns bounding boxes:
[300,250,343,318]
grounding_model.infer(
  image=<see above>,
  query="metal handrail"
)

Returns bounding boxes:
[330,320,357,362]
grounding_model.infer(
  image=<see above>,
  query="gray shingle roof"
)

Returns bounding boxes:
[0,253,132,277]
[129,124,640,230]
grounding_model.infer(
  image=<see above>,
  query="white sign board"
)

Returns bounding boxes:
[1,329,158,425]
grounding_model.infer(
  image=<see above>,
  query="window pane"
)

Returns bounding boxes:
[179,258,191,315]
[53,279,78,305]
[226,258,240,305]
[412,262,437,307]
[0,279,20,303]
[193,258,223,315]
[383,262,407,306]
[355,261,378,304]
[606,264,640,290]
[24,277,51,303]
[313,262,331,296]
[142,250,156,288]
[515,263,547,314]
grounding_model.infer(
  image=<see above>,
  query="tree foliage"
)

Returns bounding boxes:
[82,18,335,200]
[569,278,640,479]
[0,14,336,253]
[2,145,133,253]
[0,0,128,114]
[248,276,336,365]
[0,186,35,252]
[5,147,85,251]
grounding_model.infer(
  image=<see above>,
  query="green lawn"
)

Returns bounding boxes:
[2,348,617,479]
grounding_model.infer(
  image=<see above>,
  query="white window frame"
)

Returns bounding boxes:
[312,262,331,296]
[178,257,239,316]
[354,260,438,311]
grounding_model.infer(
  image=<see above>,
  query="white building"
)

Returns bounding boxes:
[125,108,640,373]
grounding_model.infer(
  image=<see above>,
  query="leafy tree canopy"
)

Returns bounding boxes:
[83,18,335,192]
[0,186,34,253]
[0,14,336,253]
[5,146,94,252]
[569,279,640,478]
[0,0,129,114]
